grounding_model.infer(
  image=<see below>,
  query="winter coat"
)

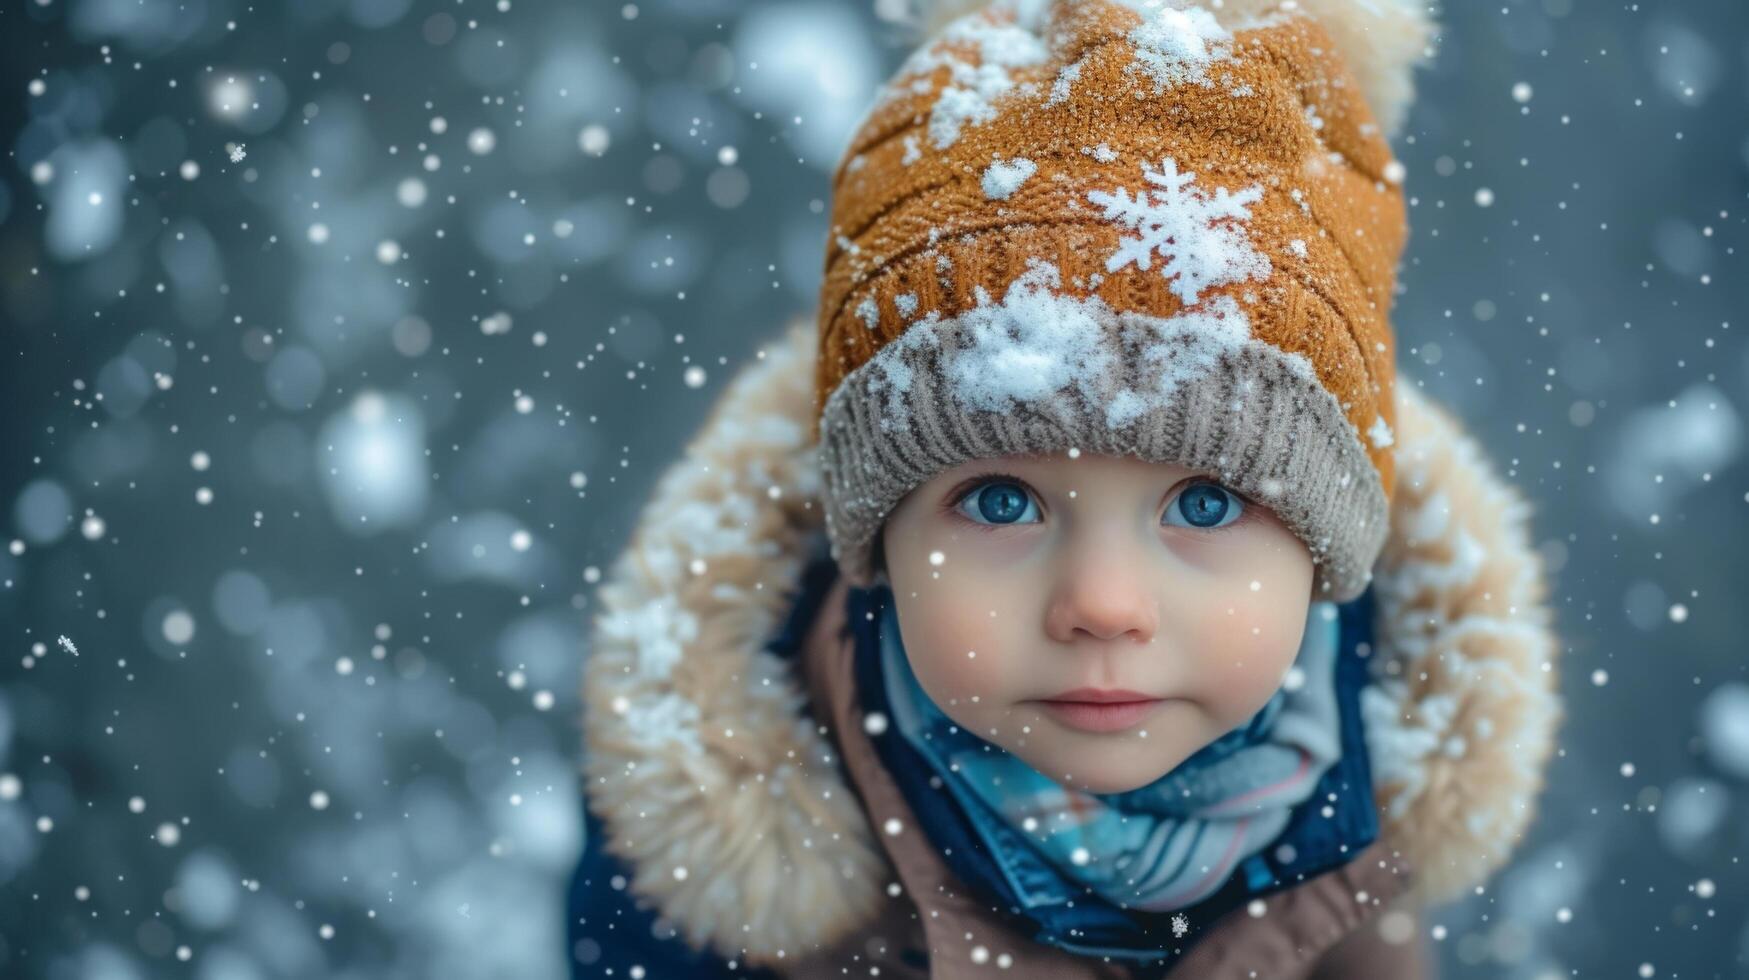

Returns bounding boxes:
[570,318,1564,978]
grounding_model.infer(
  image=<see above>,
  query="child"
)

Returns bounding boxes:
[571,0,1564,976]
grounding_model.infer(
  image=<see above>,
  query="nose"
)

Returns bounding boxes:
[1042,534,1159,647]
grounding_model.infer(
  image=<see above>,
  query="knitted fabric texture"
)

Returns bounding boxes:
[812,0,1413,602]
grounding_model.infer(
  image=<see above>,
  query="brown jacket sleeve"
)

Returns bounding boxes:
[1304,902,1437,980]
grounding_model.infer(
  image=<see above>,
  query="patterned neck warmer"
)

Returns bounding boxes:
[879,594,1344,915]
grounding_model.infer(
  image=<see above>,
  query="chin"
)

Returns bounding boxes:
[1069,774,1152,795]
[1026,751,1169,796]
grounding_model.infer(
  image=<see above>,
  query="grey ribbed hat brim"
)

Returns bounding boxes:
[816,293,1389,603]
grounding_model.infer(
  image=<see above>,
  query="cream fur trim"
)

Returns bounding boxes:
[580,318,886,963]
[1361,382,1564,908]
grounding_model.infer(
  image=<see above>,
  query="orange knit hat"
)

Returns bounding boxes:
[813,0,1435,601]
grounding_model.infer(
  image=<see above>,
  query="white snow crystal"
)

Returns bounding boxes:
[622,692,704,754]
[597,598,699,680]
[1118,2,1237,93]
[907,13,1049,149]
[1368,417,1395,449]
[856,296,880,331]
[981,156,1037,200]
[863,318,941,427]
[1083,142,1120,163]
[943,260,1119,415]
[901,134,922,165]
[1360,684,1457,820]
[931,64,1021,149]
[859,258,1270,433]
[1087,156,1272,306]
[895,293,919,318]
[1103,293,1255,428]
[1046,55,1085,107]
[1289,238,1308,258]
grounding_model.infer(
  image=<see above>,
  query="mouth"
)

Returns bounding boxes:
[1038,687,1157,704]
[1029,693,1167,734]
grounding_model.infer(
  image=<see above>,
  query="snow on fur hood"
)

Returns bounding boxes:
[579,317,1565,965]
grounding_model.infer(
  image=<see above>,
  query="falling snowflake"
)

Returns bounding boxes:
[227,142,247,163]
[1171,912,1189,938]
[56,634,78,656]
[1086,157,1272,306]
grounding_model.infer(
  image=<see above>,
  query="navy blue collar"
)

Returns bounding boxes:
[843,581,1383,967]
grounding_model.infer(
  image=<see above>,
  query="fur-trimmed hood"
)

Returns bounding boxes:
[579,316,1564,965]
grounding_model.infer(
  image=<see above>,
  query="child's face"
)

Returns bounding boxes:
[879,451,1315,795]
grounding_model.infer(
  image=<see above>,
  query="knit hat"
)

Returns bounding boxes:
[813,0,1436,602]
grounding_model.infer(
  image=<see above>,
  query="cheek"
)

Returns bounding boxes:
[890,584,1025,707]
[1179,589,1310,728]
[1165,517,1314,724]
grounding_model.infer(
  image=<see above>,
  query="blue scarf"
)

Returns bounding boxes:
[881,595,1343,914]
[845,579,1383,965]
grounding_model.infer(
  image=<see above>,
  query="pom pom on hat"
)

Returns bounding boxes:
[876,0,1438,139]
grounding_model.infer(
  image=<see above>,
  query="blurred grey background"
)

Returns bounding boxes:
[1,0,1747,977]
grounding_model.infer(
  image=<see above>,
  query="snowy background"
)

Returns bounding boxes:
[2,0,1747,977]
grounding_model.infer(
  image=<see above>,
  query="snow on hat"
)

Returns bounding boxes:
[813,0,1437,602]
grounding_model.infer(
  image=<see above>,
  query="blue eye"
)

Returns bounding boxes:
[1164,483,1245,530]
[957,480,1040,526]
